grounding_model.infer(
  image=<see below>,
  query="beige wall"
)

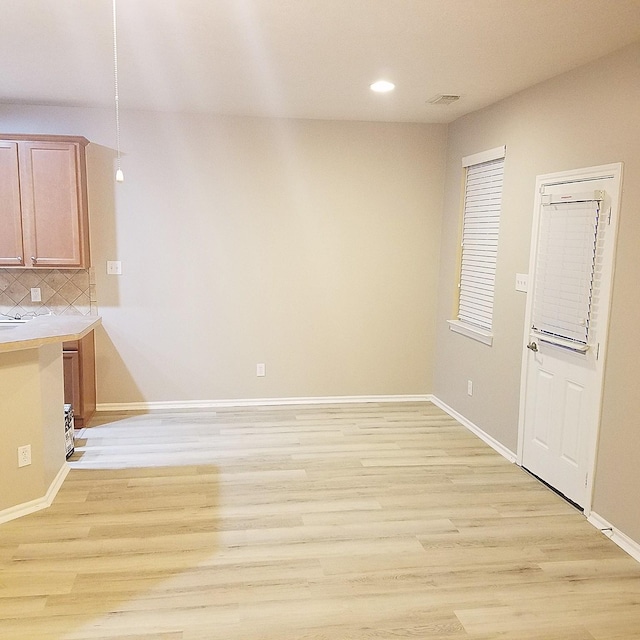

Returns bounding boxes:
[0,106,447,403]
[0,344,65,512]
[433,43,640,541]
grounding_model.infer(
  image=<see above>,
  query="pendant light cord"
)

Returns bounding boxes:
[113,0,124,181]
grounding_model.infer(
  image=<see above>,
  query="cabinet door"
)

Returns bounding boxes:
[0,141,25,266]
[78,331,96,426]
[63,349,81,409]
[63,333,96,428]
[18,140,90,268]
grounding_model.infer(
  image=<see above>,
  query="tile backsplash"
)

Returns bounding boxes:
[0,268,97,317]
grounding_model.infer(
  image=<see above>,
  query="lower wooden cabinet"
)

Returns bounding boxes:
[63,331,96,427]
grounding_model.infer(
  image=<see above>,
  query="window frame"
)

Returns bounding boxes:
[448,145,506,346]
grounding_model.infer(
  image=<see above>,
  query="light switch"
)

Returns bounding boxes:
[30,288,41,302]
[515,273,528,292]
[107,261,122,275]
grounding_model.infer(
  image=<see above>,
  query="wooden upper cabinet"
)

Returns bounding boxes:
[0,135,90,269]
[0,141,25,266]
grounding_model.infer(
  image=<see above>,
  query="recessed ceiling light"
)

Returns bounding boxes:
[370,80,395,93]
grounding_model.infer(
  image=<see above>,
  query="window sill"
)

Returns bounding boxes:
[447,320,493,346]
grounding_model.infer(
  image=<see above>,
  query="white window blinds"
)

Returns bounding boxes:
[532,193,602,345]
[458,150,505,332]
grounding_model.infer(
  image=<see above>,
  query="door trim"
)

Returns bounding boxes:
[517,162,623,515]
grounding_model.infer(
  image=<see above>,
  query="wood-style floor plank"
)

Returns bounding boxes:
[1,402,639,639]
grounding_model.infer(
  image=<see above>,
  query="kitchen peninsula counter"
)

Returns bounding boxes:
[0,315,101,353]
[0,315,101,523]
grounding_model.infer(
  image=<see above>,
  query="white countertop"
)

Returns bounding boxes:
[0,315,101,353]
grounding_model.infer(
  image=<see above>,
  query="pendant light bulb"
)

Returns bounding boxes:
[115,168,124,183]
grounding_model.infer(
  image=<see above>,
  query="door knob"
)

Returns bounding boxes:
[527,341,538,352]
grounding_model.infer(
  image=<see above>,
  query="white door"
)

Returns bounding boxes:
[519,164,622,509]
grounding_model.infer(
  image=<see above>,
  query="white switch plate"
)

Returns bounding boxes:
[256,363,266,377]
[30,287,41,302]
[107,261,122,275]
[515,273,528,292]
[467,380,473,396]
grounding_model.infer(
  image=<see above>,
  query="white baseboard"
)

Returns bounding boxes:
[97,394,431,413]
[587,512,640,564]
[0,463,69,525]
[428,394,517,463]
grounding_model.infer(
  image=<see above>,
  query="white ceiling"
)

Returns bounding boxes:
[3,0,640,124]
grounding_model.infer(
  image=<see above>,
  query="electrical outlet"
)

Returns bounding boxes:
[467,380,473,396]
[256,363,266,377]
[18,444,31,468]
[30,287,42,302]
[106,260,122,275]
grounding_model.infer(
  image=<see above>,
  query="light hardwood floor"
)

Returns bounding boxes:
[1,402,639,639]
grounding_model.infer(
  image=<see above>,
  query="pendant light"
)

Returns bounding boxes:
[113,0,124,182]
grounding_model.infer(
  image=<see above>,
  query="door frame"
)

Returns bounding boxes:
[517,162,623,515]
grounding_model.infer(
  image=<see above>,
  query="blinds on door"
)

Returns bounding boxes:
[532,191,603,346]
[458,155,505,331]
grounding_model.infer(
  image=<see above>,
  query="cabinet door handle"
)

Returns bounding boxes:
[31,256,37,263]
[17,256,22,262]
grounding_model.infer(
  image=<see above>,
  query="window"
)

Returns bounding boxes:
[448,146,506,346]
[531,191,603,350]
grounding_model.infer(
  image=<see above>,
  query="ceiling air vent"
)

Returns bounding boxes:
[427,94,460,105]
